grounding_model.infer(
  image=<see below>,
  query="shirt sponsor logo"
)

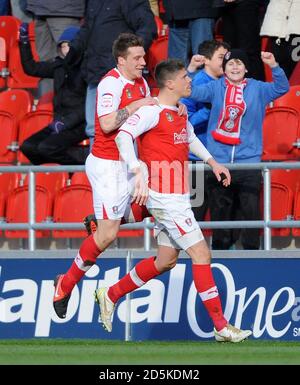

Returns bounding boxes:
[101,93,113,108]
[174,128,188,144]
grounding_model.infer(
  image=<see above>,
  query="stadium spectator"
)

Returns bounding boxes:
[181,40,230,148]
[0,0,10,15]
[26,0,85,95]
[52,34,157,320]
[190,49,289,250]
[19,24,88,165]
[213,0,266,80]
[162,0,218,65]
[260,0,300,79]
[94,58,252,342]
[65,0,157,148]
[180,39,229,223]
[149,0,159,16]
[10,0,32,22]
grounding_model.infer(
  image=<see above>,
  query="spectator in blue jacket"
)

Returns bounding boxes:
[181,39,230,151]
[191,49,289,249]
[181,39,229,223]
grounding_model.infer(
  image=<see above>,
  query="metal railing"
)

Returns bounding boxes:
[1,162,300,251]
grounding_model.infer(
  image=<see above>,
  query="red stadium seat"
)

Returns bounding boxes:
[262,107,300,161]
[0,89,32,163]
[0,16,39,89]
[292,189,300,237]
[53,184,93,238]
[71,171,91,187]
[17,110,53,163]
[5,185,52,238]
[23,166,69,202]
[147,35,168,80]
[0,16,19,55]
[271,166,300,196]
[36,91,54,112]
[0,168,21,221]
[261,182,294,236]
[273,85,300,113]
[270,166,300,237]
[0,111,18,163]
[0,89,33,118]
[0,36,7,88]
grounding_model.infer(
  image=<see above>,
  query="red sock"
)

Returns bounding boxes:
[122,203,151,224]
[108,256,160,303]
[192,264,227,331]
[61,235,101,294]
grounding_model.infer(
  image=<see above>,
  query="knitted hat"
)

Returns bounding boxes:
[222,49,249,71]
[57,26,80,46]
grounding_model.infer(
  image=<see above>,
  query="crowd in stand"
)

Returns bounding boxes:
[0,0,300,250]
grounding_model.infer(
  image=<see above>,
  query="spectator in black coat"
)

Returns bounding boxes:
[65,0,157,148]
[19,24,88,165]
[26,0,86,95]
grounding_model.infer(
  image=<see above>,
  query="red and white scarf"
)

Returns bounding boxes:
[212,78,247,145]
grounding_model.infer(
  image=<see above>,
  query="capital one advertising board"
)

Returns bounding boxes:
[0,258,300,340]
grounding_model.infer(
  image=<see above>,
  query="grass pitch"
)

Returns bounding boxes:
[0,339,300,365]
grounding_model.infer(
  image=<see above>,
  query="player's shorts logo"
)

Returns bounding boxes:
[126,89,132,98]
[185,218,192,227]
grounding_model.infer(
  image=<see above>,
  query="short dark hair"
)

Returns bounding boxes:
[198,39,230,59]
[154,59,186,88]
[112,33,144,62]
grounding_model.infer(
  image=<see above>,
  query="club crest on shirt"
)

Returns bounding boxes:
[112,206,118,214]
[166,112,174,122]
[126,89,132,98]
[185,218,192,227]
[139,86,145,96]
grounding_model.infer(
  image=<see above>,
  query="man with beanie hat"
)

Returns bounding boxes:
[190,50,289,250]
[18,24,88,165]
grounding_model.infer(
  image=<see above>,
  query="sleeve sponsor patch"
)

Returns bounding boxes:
[127,113,140,126]
[101,93,113,108]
